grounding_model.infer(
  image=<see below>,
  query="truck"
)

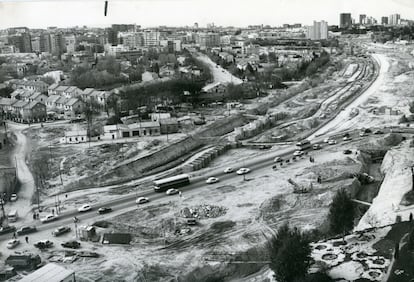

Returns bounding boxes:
[7,210,18,223]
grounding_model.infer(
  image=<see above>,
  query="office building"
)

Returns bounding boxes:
[359,14,366,25]
[389,14,401,26]
[31,36,41,52]
[7,32,32,53]
[143,29,161,47]
[306,21,328,40]
[64,34,76,54]
[195,32,220,48]
[106,28,119,45]
[40,33,51,53]
[381,16,389,25]
[340,13,352,28]
[49,33,65,56]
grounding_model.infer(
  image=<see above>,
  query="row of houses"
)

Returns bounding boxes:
[7,79,49,93]
[0,98,47,122]
[48,84,111,107]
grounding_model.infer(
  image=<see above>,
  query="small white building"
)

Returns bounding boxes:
[60,130,88,144]
[150,112,171,122]
[19,263,75,282]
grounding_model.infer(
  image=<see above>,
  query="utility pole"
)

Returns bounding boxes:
[14,156,18,179]
[0,194,5,225]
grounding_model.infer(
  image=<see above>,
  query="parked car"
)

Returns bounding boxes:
[9,194,18,202]
[16,226,37,236]
[6,239,20,249]
[273,157,283,163]
[359,131,366,137]
[364,128,372,133]
[236,168,250,175]
[97,207,113,214]
[328,139,337,145]
[374,130,384,134]
[312,144,322,150]
[136,197,149,204]
[206,177,219,184]
[223,167,234,173]
[52,226,71,237]
[0,225,16,235]
[293,150,304,156]
[61,240,81,249]
[186,218,197,226]
[323,138,330,143]
[34,240,53,249]
[78,204,92,213]
[343,136,352,141]
[165,189,179,195]
[40,214,59,223]
[343,149,353,155]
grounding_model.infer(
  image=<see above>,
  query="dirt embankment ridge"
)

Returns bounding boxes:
[68,114,248,189]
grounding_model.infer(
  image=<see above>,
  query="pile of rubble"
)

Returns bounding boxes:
[180,205,227,219]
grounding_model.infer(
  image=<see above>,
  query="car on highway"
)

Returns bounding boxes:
[273,157,284,163]
[359,131,366,137]
[0,225,16,235]
[323,138,330,143]
[236,168,250,175]
[343,149,353,155]
[61,240,81,249]
[9,194,18,202]
[312,144,322,150]
[78,204,92,213]
[34,240,54,249]
[224,167,234,173]
[16,226,37,236]
[40,214,59,223]
[374,130,384,134]
[328,139,337,145]
[6,239,20,249]
[136,197,149,204]
[97,207,113,214]
[165,189,179,195]
[206,177,219,184]
[343,136,352,141]
[293,150,304,156]
[52,226,71,237]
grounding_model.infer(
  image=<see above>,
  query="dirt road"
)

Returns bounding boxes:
[6,123,35,223]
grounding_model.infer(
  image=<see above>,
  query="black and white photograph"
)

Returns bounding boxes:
[0,0,414,281]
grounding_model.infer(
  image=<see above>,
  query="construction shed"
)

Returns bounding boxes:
[18,263,75,282]
[102,233,132,244]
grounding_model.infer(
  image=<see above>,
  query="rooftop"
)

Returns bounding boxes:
[18,263,74,282]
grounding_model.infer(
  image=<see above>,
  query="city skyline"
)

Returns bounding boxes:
[1,0,414,29]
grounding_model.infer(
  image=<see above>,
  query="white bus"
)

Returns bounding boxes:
[153,174,190,192]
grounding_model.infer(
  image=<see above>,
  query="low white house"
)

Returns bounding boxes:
[60,130,88,144]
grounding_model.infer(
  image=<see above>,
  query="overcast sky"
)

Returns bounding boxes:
[1,0,414,29]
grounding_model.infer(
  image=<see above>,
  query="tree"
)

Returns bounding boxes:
[406,228,414,250]
[40,76,55,85]
[409,101,414,114]
[226,83,244,100]
[328,188,355,239]
[269,224,311,282]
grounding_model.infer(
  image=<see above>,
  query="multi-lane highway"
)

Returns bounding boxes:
[3,123,413,242]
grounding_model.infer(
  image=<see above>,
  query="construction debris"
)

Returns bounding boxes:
[180,205,227,219]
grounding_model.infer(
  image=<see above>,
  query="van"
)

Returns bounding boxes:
[8,210,18,223]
